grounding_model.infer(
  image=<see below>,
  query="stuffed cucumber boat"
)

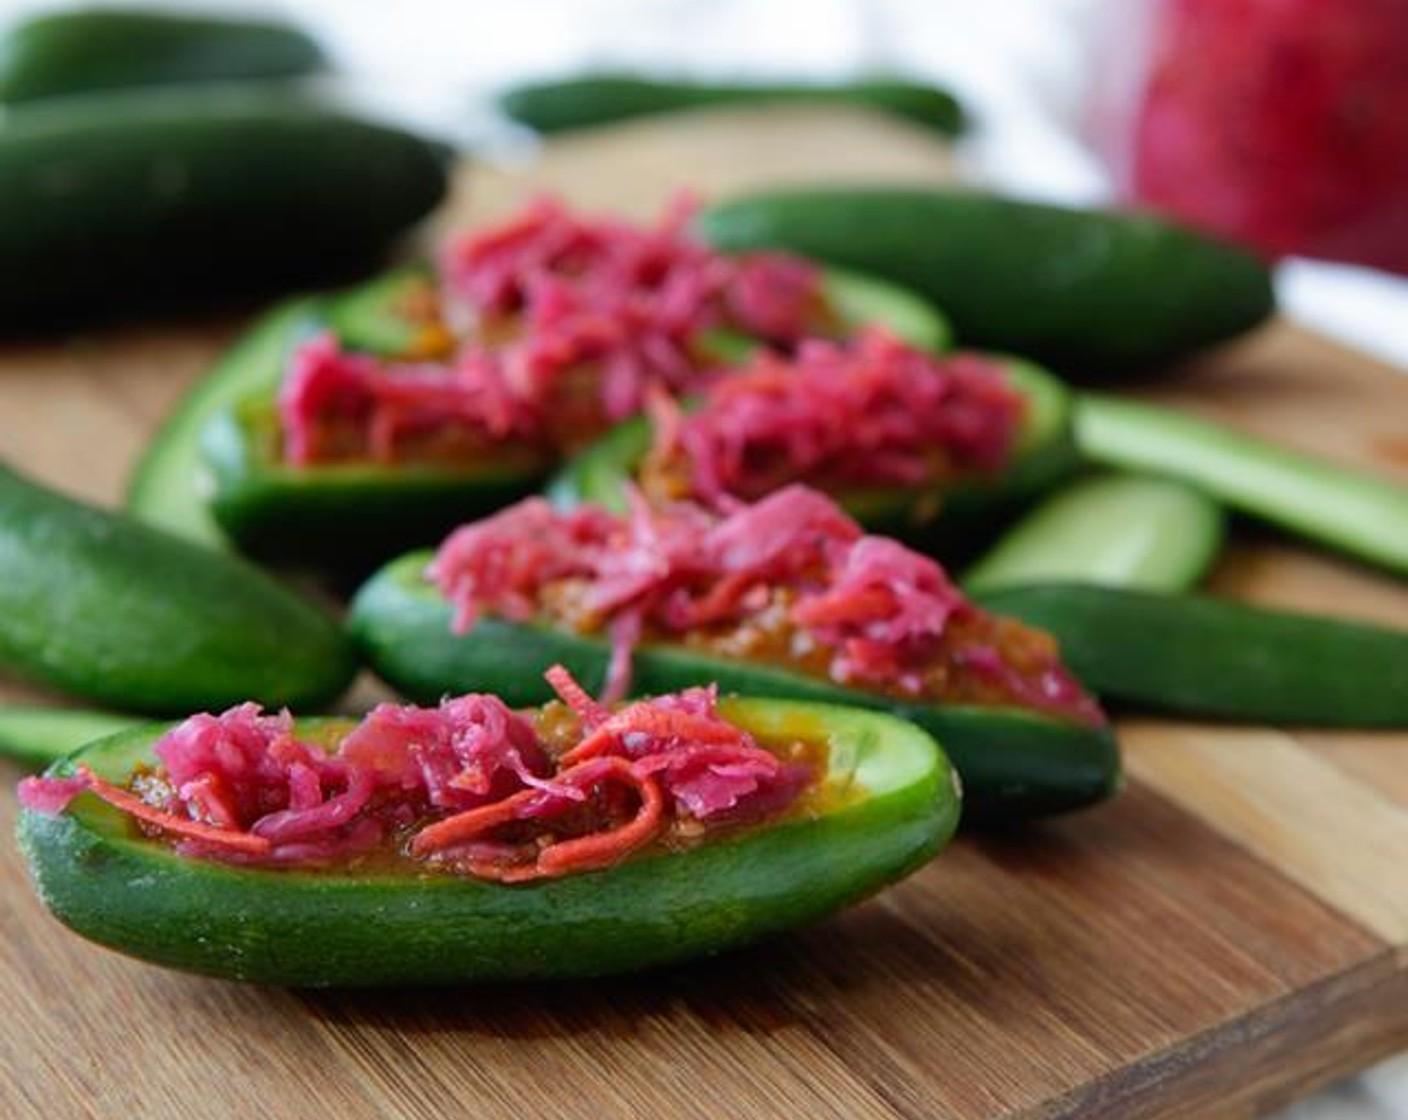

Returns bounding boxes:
[551,329,1074,546]
[18,670,958,985]
[200,197,950,568]
[352,486,1120,819]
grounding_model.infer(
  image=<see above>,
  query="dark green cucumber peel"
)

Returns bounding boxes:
[202,397,550,570]
[975,584,1408,727]
[19,703,958,985]
[698,188,1275,376]
[0,708,144,770]
[1076,395,1408,577]
[351,554,1121,819]
[500,73,966,136]
[0,7,326,104]
[549,357,1076,546]
[0,463,357,714]
[127,298,324,547]
[963,474,1226,594]
[0,88,450,327]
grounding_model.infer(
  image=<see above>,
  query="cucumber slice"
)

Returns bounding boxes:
[1076,394,1408,577]
[976,584,1408,727]
[963,474,1225,594]
[19,702,959,985]
[351,552,1121,820]
[0,707,143,770]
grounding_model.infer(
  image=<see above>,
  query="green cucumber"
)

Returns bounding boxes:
[0,88,450,327]
[0,462,357,714]
[0,8,326,104]
[963,474,1226,594]
[549,356,1076,545]
[126,298,323,547]
[1076,395,1408,577]
[500,73,966,136]
[698,188,1275,376]
[974,584,1408,726]
[19,701,958,985]
[202,396,551,570]
[0,707,143,770]
[350,553,1121,819]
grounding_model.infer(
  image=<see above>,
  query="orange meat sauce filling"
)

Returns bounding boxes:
[18,671,834,883]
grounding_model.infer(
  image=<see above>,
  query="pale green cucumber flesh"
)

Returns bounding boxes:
[1076,394,1408,577]
[963,473,1226,594]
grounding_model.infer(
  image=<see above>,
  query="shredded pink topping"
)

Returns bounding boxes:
[277,333,536,467]
[431,485,1104,723]
[650,330,1025,505]
[278,197,827,466]
[18,669,813,880]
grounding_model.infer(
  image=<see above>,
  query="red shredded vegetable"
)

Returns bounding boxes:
[17,668,814,881]
[431,485,1104,723]
[279,197,828,466]
[647,330,1025,505]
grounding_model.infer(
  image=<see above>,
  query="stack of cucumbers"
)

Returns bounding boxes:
[3,10,1408,985]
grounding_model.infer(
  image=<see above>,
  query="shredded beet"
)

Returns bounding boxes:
[18,668,815,881]
[279,197,828,467]
[431,485,1105,723]
[278,333,538,467]
[646,330,1025,505]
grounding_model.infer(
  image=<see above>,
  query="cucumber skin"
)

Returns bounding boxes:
[0,463,357,714]
[350,553,1122,820]
[18,704,958,985]
[975,584,1408,727]
[500,74,966,136]
[962,474,1227,595]
[126,298,323,548]
[1076,395,1408,578]
[203,402,547,573]
[698,189,1275,376]
[0,8,326,104]
[0,708,144,769]
[0,90,450,327]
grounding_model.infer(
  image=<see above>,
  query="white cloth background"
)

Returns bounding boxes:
[1,0,1405,1115]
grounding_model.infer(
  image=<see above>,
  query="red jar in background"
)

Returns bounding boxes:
[1091,0,1408,276]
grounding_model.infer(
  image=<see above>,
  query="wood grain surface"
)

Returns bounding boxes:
[1,107,1405,1120]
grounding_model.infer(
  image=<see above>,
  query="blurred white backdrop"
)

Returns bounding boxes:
[0,1,1405,1116]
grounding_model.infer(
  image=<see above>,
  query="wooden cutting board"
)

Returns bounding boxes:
[1,108,1405,1120]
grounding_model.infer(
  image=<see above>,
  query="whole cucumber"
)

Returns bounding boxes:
[500,73,966,136]
[0,7,326,104]
[698,188,1275,376]
[0,462,357,714]
[0,89,451,327]
[976,584,1408,727]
